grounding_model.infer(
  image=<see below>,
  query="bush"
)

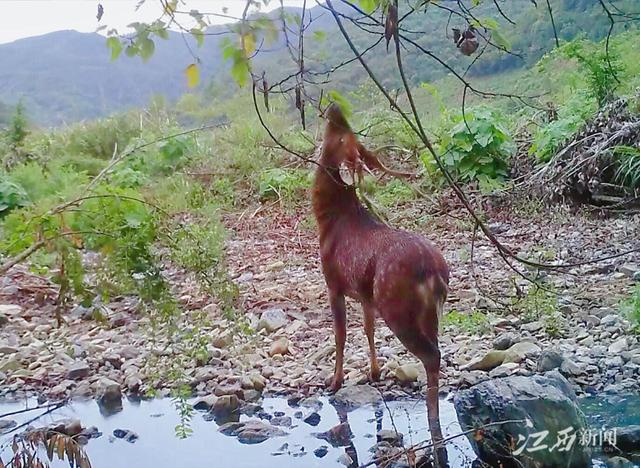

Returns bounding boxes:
[0,179,29,215]
[433,107,514,190]
[257,168,311,203]
[621,285,640,334]
[529,90,596,162]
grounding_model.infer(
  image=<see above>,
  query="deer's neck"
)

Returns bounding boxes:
[312,165,374,243]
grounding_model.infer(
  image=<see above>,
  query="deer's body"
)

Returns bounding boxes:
[313,105,449,465]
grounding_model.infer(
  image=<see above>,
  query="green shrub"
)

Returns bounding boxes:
[433,107,513,190]
[371,179,415,207]
[442,309,490,335]
[621,285,640,333]
[529,91,596,162]
[561,39,624,107]
[0,179,29,215]
[613,145,640,189]
[257,168,311,202]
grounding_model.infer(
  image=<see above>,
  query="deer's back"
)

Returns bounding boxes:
[320,220,448,305]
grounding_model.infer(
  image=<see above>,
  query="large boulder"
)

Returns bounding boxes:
[329,384,382,412]
[454,371,591,468]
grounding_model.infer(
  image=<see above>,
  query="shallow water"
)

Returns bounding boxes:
[2,393,639,467]
[0,395,474,467]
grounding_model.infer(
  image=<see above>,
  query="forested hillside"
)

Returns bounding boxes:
[0,0,637,125]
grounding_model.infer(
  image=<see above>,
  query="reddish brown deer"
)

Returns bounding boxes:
[313,104,449,465]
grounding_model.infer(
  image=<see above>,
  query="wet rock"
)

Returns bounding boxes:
[454,371,591,468]
[96,378,122,405]
[219,419,287,444]
[537,349,564,372]
[493,332,518,351]
[243,390,262,403]
[299,397,323,412]
[337,453,353,466]
[213,395,241,420]
[605,456,634,468]
[51,419,83,436]
[604,425,640,455]
[314,422,354,447]
[377,429,403,447]
[314,445,329,458]
[609,338,628,354]
[395,363,420,384]
[193,395,217,411]
[66,361,91,380]
[303,412,321,426]
[330,384,382,411]
[271,416,292,427]
[257,308,288,333]
[0,419,17,433]
[113,428,138,443]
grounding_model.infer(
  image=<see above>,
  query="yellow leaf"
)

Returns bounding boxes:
[185,63,200,88]
[242,33,256,56]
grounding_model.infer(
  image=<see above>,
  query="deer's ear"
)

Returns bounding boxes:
[339,161,356,186]
[357,143,415,179]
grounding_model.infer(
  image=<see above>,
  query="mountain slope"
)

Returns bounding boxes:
[0,0,636,126]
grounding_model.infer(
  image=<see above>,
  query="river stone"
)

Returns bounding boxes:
[314,446,329,458]
[454,371,591,468]
[493,332,518,350]
[377,429,403,447]
[303,412,321,426]
[605,456,635,467]
[314,422,354,447]
[0,419,17,433]
[537,349,565,372]
[219,419,287,444]
[330,384,382,411]
[503,342,541,363]
[193,395,217,411]
[66,361,91,380]
[113,428,138,443]
[96,378,122,404]
[213,394,241,419]
[257,308,288,333]
[604,425,640,455]
[395,363,420,383]
[464,349,506,371]
[609,338,628,354]
[269,338,289,357]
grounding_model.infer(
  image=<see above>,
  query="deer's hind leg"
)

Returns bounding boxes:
[329,290,347,392]
[362,302,381,382]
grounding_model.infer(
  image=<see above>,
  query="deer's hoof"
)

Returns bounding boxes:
[327,376,344,393]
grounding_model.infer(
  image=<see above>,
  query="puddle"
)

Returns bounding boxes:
[2,393,639,467]
[0,396,473,467]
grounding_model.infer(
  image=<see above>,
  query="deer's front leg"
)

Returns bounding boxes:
[329,290,346,392]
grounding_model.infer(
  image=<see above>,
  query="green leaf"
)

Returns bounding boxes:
[491,29,511,50]
[191,28,204,47]
[231,59,249,87]
[139,37,155,62]
[125,45,138,57]
[106,37,122,61]
[322,90,353,119]
[358,0,378,14]
[313,31,327,42]
[185,63,200,88]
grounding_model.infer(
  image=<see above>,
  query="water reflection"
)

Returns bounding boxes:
[0,394,471,468]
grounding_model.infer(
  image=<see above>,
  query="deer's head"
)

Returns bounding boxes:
[321,104,414,183]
